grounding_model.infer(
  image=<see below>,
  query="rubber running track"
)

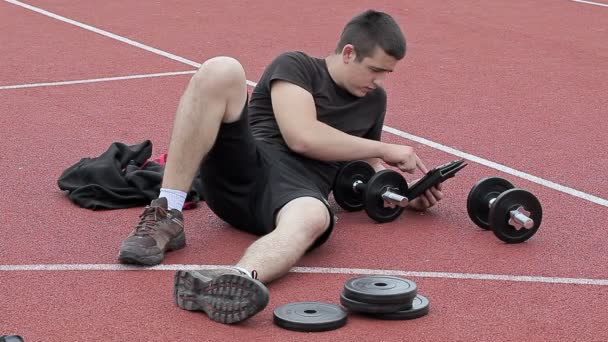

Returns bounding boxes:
[1,0,607,341]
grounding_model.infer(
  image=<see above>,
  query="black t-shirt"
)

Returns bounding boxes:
[248,51,387,195]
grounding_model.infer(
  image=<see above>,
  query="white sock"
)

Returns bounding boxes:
[159,188,187,211]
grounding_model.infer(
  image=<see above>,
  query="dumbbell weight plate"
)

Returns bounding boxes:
[489,188,542,243]
[467,177,515,230]
[333,160,375,211]
[364,170,408,223]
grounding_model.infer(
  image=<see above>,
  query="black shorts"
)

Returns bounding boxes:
[199,103,335,250]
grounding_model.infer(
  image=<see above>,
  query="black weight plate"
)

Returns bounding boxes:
[490,188,542,243]
[340,292,413,314]
[467,177,515,230]
[366,294,430,320]
[364,170,407,223]
[273,301,348,332]
[343,276,417,304]
[333,160,375,211]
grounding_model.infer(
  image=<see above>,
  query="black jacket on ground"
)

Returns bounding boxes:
[57,140,203,210]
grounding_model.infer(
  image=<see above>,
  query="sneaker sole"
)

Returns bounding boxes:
[174,270,269,324]
[118,231,186,266]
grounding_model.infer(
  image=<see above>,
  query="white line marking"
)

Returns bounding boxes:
[293,266,608,286]
[5,0,283,91]
[0,71,196,90]
[5,0,202,68]
[383,126,608,207]
[1,264,607,286]
[570,0,608,7]
[5,0,607,208]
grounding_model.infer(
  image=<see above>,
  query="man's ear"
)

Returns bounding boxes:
[341,44,356,64]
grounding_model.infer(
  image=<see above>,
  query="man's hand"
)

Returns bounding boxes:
[369,147,444,211]
[406,181,444,211]
[380,144,428,174]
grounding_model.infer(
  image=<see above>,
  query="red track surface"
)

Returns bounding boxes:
[0,2,187,84]
[1,0,607,341]
[21,0,608,196]
[3,272,606,341]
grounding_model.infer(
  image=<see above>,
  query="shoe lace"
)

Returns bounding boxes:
[134,205,167,235]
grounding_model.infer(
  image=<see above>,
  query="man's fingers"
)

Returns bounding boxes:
[399,162,417,174]
[425,189,437,206]
[416,155,428,174]
[430,186,443,200]
[419,194,430,208]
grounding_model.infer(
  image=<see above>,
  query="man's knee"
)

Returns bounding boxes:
[275,197,332,243]
[192,56,246,91]
[189,56,248,122]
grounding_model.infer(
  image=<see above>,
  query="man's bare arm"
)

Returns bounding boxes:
[271,80,386,161]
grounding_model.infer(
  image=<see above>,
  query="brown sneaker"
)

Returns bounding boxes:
[174,268,269,324]
[118,197,185,265]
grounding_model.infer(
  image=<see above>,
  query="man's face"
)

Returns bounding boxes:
[343,46,399,97]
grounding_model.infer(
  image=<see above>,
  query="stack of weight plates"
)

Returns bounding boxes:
[340,275,430,320]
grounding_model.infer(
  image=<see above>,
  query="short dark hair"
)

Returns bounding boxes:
[335,10,406,61]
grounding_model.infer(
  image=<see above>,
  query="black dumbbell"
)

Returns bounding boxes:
[333,160,408,223]
[467,177,542,243]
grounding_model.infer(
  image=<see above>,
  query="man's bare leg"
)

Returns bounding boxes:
[235,197,332,284]
[118,56,248,266]
[173,198,330,323]
[162,56,249,192]
[170,80,330,324]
